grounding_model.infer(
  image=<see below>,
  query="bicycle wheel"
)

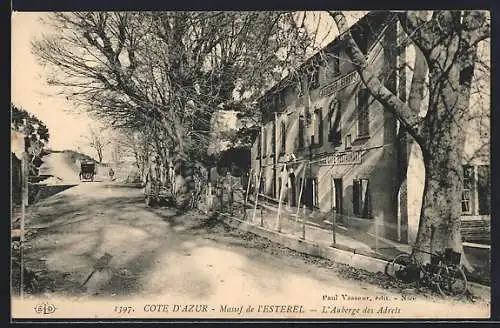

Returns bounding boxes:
[386,253,412,281]
[436,264,468,297]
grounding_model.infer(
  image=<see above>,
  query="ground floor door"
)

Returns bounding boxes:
[289,173,297,207]
[301,178,316,209]
[332,178,343,214]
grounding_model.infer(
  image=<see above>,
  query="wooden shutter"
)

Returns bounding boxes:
[331,178,336,211]
[353,179,360,216]
[361,179,370,218]
[334,49,340,75]
[318,109,323,147]
[257,133,261,158]
[272,120,276,155]
[262,127,267,155]
[281,121,286,153]
[477,165,490,215]
[298,115,305,149]
[329,101,341,145]
[357,89,370,137]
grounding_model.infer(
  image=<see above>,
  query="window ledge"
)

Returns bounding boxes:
[311,143,323,149]
[329,141,342,147]
[355,135,370,141]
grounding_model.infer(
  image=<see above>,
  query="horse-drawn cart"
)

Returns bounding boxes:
[79,161,96,182]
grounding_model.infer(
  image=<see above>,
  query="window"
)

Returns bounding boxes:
[353,178,370,218]
[313,178,319,208]
[262,127,267,156]
[477,165,490,215]
[333,49,340,75]
[459,66,474,86]
[328,100,341,146]
[256,133,261,158]
[299,177,318,208]
[345,134,352,149]
[260,176,266,194]
[280,121,286,154]
[357,30,368,55]
[309,65,320,90]
[295,80,304,98]
[357,88,370,137]
[462,165,474,214]
[277,92,286,109]
[272,120,276,155]
[298,115,305,149]
[312,109,323,146]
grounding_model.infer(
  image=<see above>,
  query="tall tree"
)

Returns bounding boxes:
[11,104,51,174]
[86,125,109,163]
[329,11,490,264]
[32,11,316,208]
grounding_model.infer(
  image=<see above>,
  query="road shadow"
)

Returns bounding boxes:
[36,184,78,202]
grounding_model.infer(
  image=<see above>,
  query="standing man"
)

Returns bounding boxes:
[108,167,115,181]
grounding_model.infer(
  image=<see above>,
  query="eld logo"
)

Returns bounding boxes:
[34,303,57,315]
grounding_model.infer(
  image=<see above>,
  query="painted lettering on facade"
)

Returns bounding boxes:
[318,150,363,166]
[320,71,360,97]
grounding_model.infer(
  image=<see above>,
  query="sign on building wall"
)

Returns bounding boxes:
[317,149,363,166]
[320,70,360,97]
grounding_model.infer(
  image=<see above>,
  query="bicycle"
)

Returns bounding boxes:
[386,247,468,298]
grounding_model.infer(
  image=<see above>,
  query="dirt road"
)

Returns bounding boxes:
[13,179,489,319]
[10,148,488,318]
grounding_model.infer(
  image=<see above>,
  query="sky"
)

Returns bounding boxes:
[11,12,97,152]
[11,11,367,155]
[12,11,488,159]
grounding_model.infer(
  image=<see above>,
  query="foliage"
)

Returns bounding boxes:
[11,103,51,175]
[329,10,490,261]
[11,104,50,144]
[32,11,319,206]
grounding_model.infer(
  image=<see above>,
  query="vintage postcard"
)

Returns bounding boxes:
[11,10,491,320]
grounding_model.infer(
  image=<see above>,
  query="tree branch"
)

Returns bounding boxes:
[329,11,424,140]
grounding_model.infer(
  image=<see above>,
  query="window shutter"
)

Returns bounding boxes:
[357,88,370,137]
[353,179,360,215]
[334,49,340,75]
[257,133,261,158]
[331,178,337,210]
[314,178,319,207]
[272,121,276,155]
[262,128,267,155]
[298,115,305,149]
[477,165,490,215]
[361,179,370,218]
[281,121,286,153]
[329,101,341,145]
[317,109,323,146]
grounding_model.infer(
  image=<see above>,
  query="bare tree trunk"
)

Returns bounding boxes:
[416,152,463,261]
[415,55,474,269]
[171,153,196,209]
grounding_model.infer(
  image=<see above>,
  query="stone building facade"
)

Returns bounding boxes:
[251,12,405,240]
[250,11,491,244]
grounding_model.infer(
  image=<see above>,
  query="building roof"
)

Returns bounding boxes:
[256,11,396,105]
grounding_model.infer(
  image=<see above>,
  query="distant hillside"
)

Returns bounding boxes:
[61,149,97,162]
